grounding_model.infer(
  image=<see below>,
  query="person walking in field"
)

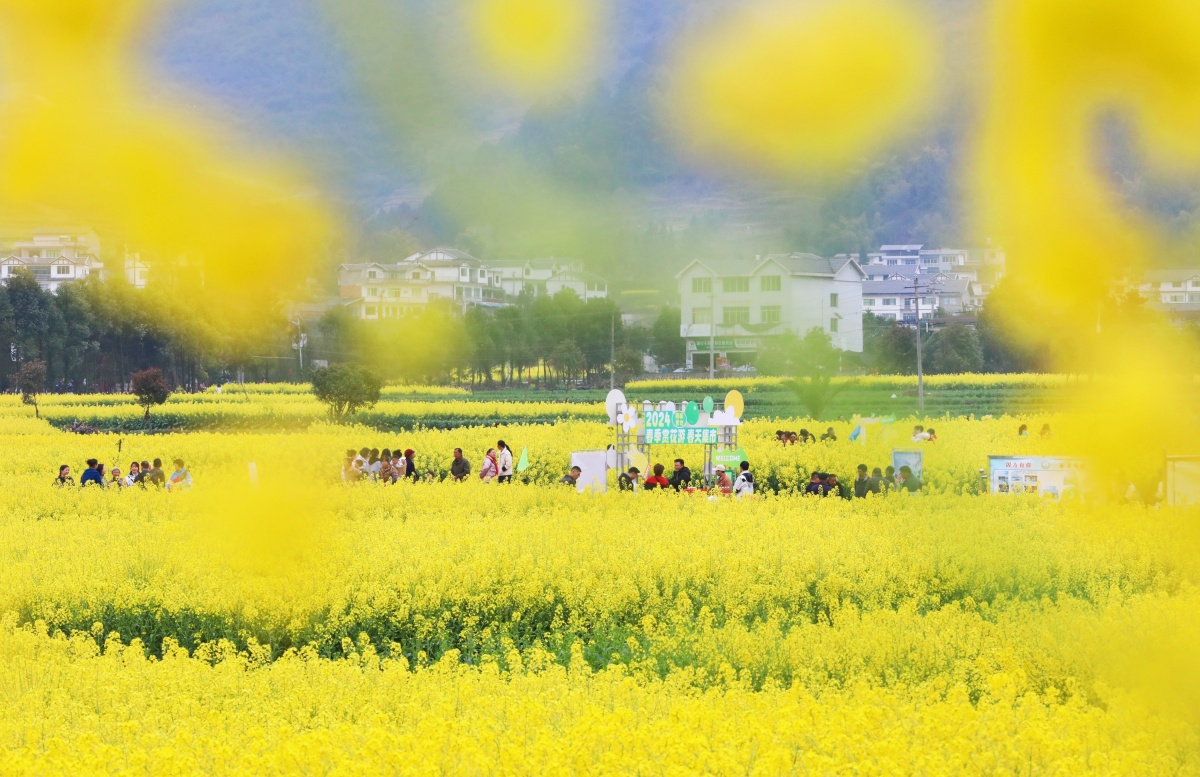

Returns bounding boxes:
[124,462,140,487]
[733,461,755,498]
[714,465,733,491]
[480,448,499,482]
[166,459,192,492]
[109,467,125,488]
[496,440,513,483]
[403,449,419,483]
[618,466,640,491]
[80,460,103,487]
[561,466,582,487]
[54,464,75,487]
[451,448,471,481]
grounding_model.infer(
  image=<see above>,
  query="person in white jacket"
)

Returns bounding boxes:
[733,460,755,498]
[496,440,514,483]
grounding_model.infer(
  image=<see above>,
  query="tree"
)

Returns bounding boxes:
[311,364,382,423]
[927,324,984,374]
[759,328,843,377]
[649,307,684,367]
[614,345,644,383]
[549,340,585,384]
[16,359,46,419]
[873,325,918,375]
[131,368,172,425]
[779,329,851,419]
[787,374,849,420]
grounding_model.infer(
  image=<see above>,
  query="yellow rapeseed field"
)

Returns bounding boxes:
[1,397,1198,773]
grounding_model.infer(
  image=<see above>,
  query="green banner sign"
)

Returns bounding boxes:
[713,448,748,471]
[646,427,718,445]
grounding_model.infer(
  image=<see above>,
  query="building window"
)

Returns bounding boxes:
[883,298,897,306]
[922,257,939,265]
[692,277,712,294]
[1190,293,1200,303]
[411,271,421,280]
[368,271,378,280]
[830,318,839,333]
[761,275,781,292]
[829,292,839,308]
[723,306,750,326]
[53,265,71,276]
[365,306,378,317]
[723,277,750,293]
[366,287,379,298]
[692,308,713,325]
[761,306,781,324]
[865,298,876,307]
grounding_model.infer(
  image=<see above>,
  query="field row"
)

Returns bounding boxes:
[2,619,1195,775]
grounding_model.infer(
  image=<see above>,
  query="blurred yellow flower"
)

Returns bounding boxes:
[470,0,601,94]
[667,0,937,175]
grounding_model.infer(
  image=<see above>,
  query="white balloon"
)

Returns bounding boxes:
[605,389,626,425]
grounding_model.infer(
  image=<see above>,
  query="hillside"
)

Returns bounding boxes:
[134,0,1200,275]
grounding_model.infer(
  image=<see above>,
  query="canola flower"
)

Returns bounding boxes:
[1,394,1199,769]
[1,618,1197,775]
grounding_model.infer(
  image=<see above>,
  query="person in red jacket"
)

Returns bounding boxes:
[643,463,670,490]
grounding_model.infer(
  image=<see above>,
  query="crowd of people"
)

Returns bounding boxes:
[341,440,517,484]
[802,464,922,498]
[560,457,757,497]
[54,457,192,491]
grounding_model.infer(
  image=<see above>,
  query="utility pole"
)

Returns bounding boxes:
[610,311,616,390]
[709,287,716,379]
[291,318,307,376]
[891,273,942,416]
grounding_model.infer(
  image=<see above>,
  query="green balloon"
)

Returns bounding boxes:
[685,401,700,425]
[703,396,715,414]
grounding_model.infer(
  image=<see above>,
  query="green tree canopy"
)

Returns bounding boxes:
[311,364,382,423]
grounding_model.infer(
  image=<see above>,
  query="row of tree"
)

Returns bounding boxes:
[6,268,1192,394]
[0,268,296,392]
[314,291,685,386]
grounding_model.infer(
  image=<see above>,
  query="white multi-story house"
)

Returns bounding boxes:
[123,248,151,289]
[851,244,1006,307]
[676,253,866,369]
[1141,268,1200,306]
[861,275,980,322]
[1138,268,1200,326]
[339,248,505,319]
[545,270,609,301]
[0,229,104,293]
[489,258,610,301]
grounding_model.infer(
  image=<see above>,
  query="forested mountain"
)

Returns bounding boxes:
[142,0,1200,282]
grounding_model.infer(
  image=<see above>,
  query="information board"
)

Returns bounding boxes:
[1167,456,1200,507]
[569,451,609,494]
[988,455,1084,500]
